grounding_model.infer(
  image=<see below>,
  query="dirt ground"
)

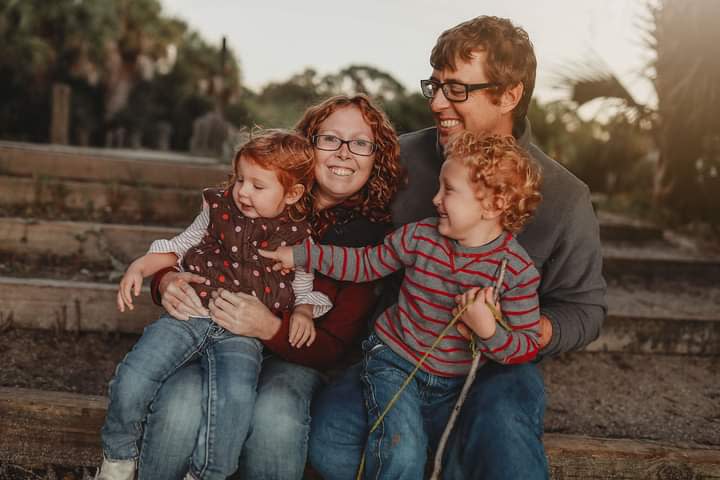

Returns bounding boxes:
[1,327,718,448]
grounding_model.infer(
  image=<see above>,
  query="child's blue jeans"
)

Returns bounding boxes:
[360,333,467,479]
[101,314,262,480]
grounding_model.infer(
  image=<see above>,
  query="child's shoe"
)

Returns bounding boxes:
[94,457,136,480]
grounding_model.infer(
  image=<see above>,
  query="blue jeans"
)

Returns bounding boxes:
[102,314,263,480]
[310,335,548,480]
[136,354,324,480]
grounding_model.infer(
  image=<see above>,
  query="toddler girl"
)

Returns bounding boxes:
[98,130,331,480]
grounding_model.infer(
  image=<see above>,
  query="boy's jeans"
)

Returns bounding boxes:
[360,334,467,479]
[313,333,547,480]
[101,314,262,480]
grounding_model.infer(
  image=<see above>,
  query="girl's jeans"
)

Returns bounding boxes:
[101,314,262,480]
[311,334,548,480]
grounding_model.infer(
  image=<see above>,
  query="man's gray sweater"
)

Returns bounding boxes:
[390,122,607,358]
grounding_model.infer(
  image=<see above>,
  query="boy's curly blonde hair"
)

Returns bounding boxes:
[446,132,541,233]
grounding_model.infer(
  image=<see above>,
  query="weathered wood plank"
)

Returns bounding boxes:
[603,245,720,282]
[1,387,718,477]
[1,276,719,354]
[0,277,159,333]
[545,434,720,479]
[0,175,201,226]
[0,141,227,189]
[586,314,720,355]
[0,217,179,263]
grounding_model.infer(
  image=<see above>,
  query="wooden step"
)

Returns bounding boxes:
[0,387,718,477]
[0,277,160,333]
[0,141,227,189]
[1,276,718,355]
[0,175,200,226]
[603,243,720,282]
[2,216,716,278]
[0,217,179,263]
[596,210,663,243]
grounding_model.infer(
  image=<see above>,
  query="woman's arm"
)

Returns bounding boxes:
[262,274,380,370]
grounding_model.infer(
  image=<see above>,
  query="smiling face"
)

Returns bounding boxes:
[231,155,302,219]
[430,51,514,147]
[432,156,502,247]
[312,106,376,209]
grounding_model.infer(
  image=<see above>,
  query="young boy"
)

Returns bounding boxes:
[261,132,542,478]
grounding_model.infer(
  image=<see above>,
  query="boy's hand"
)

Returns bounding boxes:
[288,309,316,348]
[258,246,295,271]
[453,286,500,340]
[117,260,145,312]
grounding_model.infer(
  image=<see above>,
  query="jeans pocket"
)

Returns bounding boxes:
[361,333,386,356]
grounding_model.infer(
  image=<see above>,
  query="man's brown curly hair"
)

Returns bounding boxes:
[430,16,537,132]
[446,132,541,233]
[294,94,403,232]
[229,129,315,221]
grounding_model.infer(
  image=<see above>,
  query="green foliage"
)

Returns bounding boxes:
[560,0,720,224]
[528,99,653,195]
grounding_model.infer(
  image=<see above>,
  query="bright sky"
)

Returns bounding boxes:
[160,0,655,105]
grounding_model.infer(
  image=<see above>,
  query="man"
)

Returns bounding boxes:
[309,15,607,479]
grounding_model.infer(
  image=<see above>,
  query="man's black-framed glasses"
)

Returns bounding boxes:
[420,78,500,102]
[312,134,377,156]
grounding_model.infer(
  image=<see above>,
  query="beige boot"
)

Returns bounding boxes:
[95,457,136,480]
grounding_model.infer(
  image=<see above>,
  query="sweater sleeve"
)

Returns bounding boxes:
[538,187,607,358]
[262,274,381,370]
[293,223,415,282]
[477,264,541,364]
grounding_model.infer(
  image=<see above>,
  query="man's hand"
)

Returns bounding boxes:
[258,246,295,271]
[159,271,208,320]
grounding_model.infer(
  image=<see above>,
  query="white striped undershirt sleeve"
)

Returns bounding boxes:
[148,202,210,267]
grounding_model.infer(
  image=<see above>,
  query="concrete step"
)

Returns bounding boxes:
[0,141,227,189]
[1,275,718,355]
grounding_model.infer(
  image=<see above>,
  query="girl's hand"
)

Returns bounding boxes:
[258,246,295,271]
[454,286,500,340]
[289,310,316,348]
[117,263,144,312]
[159,271,208,320]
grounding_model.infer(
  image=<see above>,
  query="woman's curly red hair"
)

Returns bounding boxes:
[294,94,403,232]
[447,132,541,233]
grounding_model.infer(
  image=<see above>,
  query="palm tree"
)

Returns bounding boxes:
[562,0,720,222]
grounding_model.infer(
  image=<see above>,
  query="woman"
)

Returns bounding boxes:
[136,95,403,480]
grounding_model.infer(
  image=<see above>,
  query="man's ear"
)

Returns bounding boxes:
[500,82,524,115]
[284,184,305,205]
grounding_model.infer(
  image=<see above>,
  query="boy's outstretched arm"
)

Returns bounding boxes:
[260,223,418,283]
[117,252,178,312]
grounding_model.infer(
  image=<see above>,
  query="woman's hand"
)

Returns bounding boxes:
[258,246,295,271]
[209,289,281,340]
[159,271,208,320]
